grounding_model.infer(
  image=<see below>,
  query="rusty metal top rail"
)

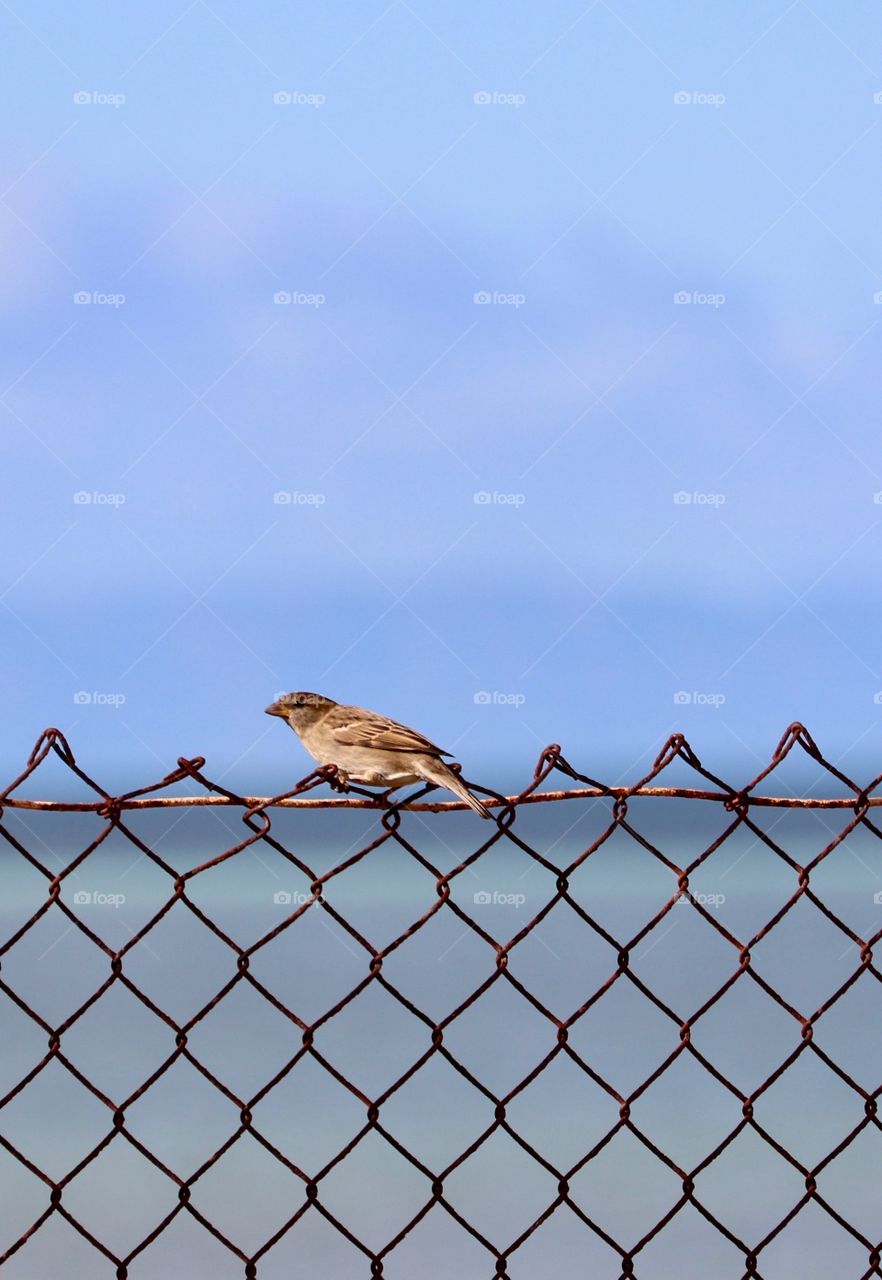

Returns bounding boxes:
[1,722,880,817]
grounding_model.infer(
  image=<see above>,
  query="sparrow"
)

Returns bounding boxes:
[265,692,492,818]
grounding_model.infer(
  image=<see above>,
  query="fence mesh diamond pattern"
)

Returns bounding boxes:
[1,724,881,1279]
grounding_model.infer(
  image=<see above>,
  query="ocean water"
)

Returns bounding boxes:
[1,792,880,1279]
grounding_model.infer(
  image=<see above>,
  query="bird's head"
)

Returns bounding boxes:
[265,691,336,731]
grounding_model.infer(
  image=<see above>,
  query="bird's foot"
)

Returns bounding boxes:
[319,763,350,792]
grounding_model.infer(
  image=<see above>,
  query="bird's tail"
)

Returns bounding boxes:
[421,758,493,819]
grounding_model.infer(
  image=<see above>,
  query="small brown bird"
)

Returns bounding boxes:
[265,692,492,818]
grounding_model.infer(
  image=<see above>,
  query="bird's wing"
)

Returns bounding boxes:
[329,711,450,756]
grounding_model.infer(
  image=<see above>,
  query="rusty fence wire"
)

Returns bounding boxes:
[1,723,881,1278]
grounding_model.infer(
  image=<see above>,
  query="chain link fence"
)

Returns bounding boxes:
[0,724,880,1279]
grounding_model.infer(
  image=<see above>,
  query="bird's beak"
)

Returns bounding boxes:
[265,701,286,718]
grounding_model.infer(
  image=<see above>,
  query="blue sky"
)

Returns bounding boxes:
[3,1,882,797]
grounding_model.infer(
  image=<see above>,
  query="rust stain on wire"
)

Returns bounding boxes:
[0,722,880,1279]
